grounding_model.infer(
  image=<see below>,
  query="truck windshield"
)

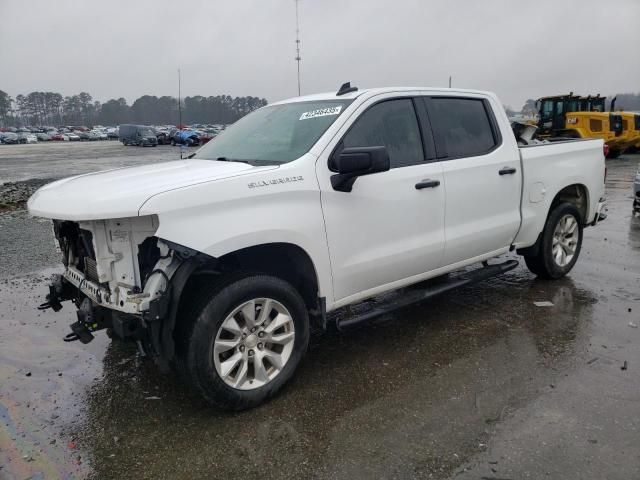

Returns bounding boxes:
[194,100,353,164]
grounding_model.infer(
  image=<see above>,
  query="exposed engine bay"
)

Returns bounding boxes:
[40,215,194,357]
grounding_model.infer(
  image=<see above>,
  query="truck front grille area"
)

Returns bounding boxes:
[84,257,99,284]
[53,220,97,276]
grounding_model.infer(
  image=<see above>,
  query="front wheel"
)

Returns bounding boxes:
[523,202,583,279]
[175,274,310,410]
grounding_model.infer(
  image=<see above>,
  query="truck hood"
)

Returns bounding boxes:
[28,159,276,220]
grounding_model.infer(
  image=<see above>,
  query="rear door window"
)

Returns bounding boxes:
[426,97,499,159]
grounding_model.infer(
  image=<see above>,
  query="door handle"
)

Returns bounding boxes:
[415,179,440,190]
[499,167,517,175]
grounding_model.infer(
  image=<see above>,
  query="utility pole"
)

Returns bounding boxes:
[295,0,302,96]
[178,68,184,159]
[178,68,182,129]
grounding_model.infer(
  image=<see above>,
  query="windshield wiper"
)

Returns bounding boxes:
[185,153,196,159]
[216,157,251,164]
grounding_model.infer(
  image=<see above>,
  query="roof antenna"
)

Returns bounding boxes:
[337,82,357,96]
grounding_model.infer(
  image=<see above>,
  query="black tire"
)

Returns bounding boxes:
[607,149,621,159]
[523,202,583,279]
[175,273,310,410]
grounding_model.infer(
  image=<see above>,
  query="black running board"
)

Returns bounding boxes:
[336,259,519,331]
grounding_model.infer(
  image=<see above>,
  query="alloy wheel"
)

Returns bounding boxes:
[552,214,578,267]
[212,298,296,390]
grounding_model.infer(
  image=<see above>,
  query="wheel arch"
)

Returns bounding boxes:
[517,183,589,257]
[214,242,322,313]
[550,183,590,224]
[152,241,325,370]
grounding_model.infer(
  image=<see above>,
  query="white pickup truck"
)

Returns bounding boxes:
[28,84,607,409]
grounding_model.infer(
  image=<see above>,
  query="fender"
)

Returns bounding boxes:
[146,253,213,370]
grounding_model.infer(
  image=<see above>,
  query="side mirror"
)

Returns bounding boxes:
[330,146,390,192]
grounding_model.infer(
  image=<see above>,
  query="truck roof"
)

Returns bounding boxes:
[272,86,496,105]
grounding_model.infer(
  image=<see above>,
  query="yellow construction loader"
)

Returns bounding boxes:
[619,111,640,152]
[536,94,624,157]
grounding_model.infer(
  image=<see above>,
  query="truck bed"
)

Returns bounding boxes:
[514,138,606,248]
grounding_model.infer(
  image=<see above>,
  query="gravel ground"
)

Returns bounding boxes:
[0,143,639,480]
[0,142,181,211]
[0,179,53,211]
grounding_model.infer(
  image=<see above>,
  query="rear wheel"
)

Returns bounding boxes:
[175,274,310,410]
[523,202,583,279]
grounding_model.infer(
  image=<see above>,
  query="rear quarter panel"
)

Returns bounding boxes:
[515,139,605,247]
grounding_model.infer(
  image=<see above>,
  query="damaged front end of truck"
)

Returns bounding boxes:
[39,216,213,369]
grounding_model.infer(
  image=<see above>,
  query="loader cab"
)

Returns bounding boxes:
[537,94,581,135]
[578,96,606,112]
[536,94,619,154]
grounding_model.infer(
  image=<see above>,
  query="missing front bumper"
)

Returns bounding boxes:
[39,274,148,344]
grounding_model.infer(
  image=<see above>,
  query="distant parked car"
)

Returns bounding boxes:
[155,129,171,145]
[75,131,91,141]
[0,132,19,144]
[36,133,51,141]
[106,128,119,140]
[17,133,38,144]
[90,130,107,140]
[119,124,158,146]
[198,129,217,145]
[171,129,199,146]
[66,133,81,141]
[50,133,67,141]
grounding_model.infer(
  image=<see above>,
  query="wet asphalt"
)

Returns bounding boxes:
[0,142,639,480]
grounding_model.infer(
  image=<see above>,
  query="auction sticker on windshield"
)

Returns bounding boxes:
[299,106,342,120]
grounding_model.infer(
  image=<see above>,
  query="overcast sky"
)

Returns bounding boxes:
[1,0,638,109]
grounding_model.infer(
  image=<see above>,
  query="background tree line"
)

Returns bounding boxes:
[0,90,267,127]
